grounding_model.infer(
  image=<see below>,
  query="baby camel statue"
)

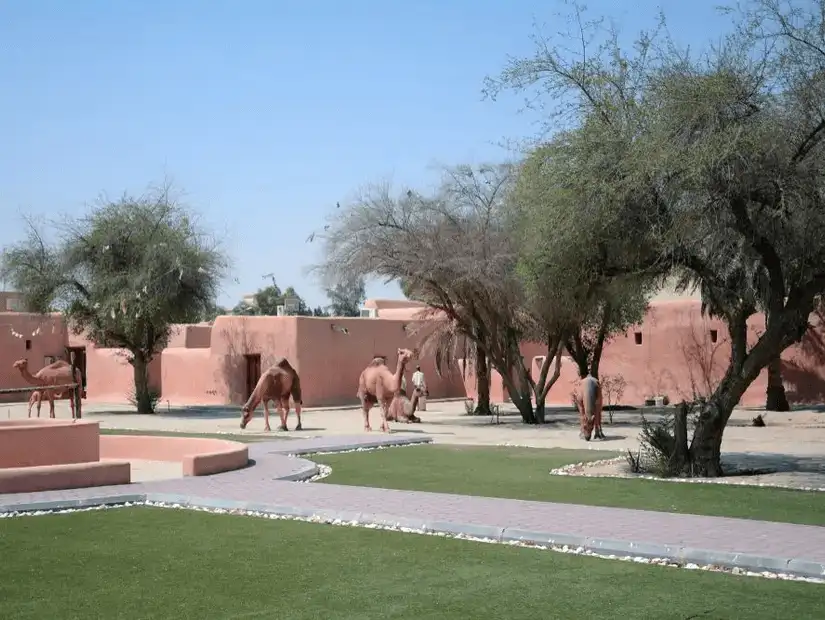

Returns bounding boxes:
[13,358,82,420]
[573,374,605,441]
[240,357,303,432]
[357,348,420,433]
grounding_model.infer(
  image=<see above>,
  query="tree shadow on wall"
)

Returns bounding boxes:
[781,308,825,405]
[675,319,727,402]
[214,317,282,406]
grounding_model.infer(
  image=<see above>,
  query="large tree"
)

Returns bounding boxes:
[0,186,228,413]
[485,0,825,475]
[317,164,568,424]
[510,144,655,380]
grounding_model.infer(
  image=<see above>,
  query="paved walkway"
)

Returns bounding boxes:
[1,434,824,580]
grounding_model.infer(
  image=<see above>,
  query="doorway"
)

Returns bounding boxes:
[65,346,87,399]
[244,354,262,401]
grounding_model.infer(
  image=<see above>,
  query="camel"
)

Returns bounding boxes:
[27,390,45,418]
[573,374,605,441]
[240,357,303,432]
[357,348,420,432]
[13,358,82,420]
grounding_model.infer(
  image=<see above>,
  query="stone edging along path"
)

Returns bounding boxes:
[1,434,824,583]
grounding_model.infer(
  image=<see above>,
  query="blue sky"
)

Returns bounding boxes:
[0,1,734,308]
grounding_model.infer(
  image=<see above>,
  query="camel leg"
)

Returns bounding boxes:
[263,400,272,432]
[361,399,373,432]
[47,392,56,419]
[594,391,605,439]
[278,399,289,431]
[379,399,391,434]
[293,402,303,431]
[27,395,33,418]
[36,394,42,418]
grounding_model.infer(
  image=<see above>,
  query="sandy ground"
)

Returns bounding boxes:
[4,398,825,488]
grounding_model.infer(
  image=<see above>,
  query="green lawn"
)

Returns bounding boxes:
[0,507,821,620]
[315,445,825,525]
[98,428,294,442]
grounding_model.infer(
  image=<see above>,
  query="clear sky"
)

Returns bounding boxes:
[0,0,734,309]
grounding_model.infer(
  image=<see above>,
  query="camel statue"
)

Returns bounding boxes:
[13,358,82,420]
[573,374,605,441]
[240,357,303,432]
[357,348,420,432]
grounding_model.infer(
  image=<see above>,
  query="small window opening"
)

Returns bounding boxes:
[634,332,643,345]
[710,329,718,344]
[25,339,31,350]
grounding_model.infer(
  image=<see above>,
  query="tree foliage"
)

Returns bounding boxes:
[316,164,570,423]
[485,0,825,475]
[231,282,314,316]
[325,275,366,317]
[0,185,229,413]
[509,142,657,379]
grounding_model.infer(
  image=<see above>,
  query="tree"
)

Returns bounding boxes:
[231,282,313,316]
[325,275,366,317]
[317,164,568,424]
[485,1,825,475]
[0,185,228,413]
[510,144,655,381]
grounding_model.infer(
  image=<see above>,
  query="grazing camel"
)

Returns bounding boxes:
[357,348,419,433]
[13,358,82,420]
[240,357,303,432]
[573,374,605,441]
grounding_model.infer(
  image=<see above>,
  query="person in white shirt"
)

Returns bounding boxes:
[411,365,427,412]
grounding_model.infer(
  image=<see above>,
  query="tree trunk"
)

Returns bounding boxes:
[765,356,790,412]
[529,342,565,425]
[500,371,536,423]
[688,372,749,477]
[474,352,492,416]
[670,402,690,473]
[131,352,155,414]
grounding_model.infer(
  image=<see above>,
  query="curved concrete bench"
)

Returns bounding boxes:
[100,435,249,477]
[0,460,131,494]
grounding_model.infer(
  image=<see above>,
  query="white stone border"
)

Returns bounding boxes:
[1,501,822,585]
[550,458,825,492]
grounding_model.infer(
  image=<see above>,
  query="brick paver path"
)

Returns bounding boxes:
[2,434,824,578]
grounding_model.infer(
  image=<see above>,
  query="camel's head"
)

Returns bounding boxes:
[240,404,253,429]
[396,348,415,363]
[13,359,28,371]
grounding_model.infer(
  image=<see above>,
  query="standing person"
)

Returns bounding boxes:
[411,365,428,412]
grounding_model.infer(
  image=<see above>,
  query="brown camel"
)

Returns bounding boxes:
[240,357,303,432]
[13,358,82,420]
[357,348,418,432]
[572,374,605,441]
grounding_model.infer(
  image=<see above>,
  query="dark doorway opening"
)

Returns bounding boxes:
[244,354,262,401]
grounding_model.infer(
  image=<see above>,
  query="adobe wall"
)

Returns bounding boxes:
[0,313,67,403]
[3,299,825,409]
[293,316,466,406]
